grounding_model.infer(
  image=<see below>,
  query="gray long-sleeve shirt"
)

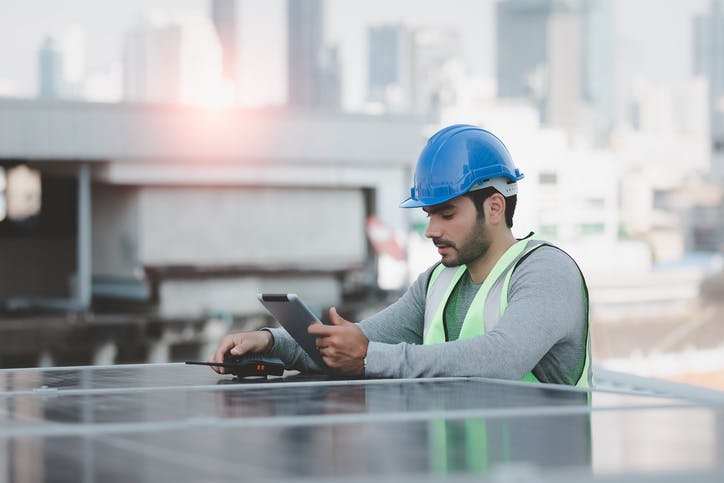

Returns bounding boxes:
[267,245,589,385]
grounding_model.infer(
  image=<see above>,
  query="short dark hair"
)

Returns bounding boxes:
[465,187,516,228]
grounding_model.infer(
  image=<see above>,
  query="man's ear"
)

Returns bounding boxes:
[485,192,506,225]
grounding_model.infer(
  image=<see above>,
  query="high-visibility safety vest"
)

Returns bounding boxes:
[423,235,592,387]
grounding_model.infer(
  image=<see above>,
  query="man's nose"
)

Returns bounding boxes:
[425,218,440,239]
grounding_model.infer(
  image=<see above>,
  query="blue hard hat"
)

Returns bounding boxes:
[400,124,524,208]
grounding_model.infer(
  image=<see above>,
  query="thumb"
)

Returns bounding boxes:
[329,307,349,326]
[230,341,244,355]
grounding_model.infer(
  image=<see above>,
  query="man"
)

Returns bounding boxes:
[210,124,592,386]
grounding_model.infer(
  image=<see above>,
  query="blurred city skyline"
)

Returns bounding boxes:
[0,0,711,110]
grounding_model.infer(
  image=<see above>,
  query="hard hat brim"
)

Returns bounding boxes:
[399,196,453,209]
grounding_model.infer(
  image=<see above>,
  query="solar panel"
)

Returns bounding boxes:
[1,364,723,482]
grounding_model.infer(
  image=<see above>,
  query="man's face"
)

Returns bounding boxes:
[423,196,489,267]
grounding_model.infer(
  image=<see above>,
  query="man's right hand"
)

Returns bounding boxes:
[207,331,274,374]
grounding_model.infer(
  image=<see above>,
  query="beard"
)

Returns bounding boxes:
[433,222,490,267]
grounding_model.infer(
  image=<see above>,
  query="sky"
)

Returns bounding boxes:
[0,0,711,109]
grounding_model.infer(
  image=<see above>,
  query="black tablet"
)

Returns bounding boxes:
[257,293,326,367]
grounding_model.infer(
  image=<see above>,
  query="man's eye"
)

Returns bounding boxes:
[441,213,454,220]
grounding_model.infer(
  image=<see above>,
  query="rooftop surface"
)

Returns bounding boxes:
[1,364,723,482]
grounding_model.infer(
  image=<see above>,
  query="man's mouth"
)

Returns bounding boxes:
[433,239,455,255]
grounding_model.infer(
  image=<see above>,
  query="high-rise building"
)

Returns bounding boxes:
[413,27,461,120]
[497,1,551,100]
[367,25,460,118]
[496,0,614,140]
[211,0,237,86]
[694,0,724,182]
[582,0,615,138]
[60,26,86,99]
[367,25,415,113]
[36,27,87,101]
[287,0,339,109]
[693,0,724,252]
[122,13,224,106]
[37,37,64,99]
[123,18,183,104]
[318,44,341,109]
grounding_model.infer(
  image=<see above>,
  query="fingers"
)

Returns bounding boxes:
[230,339,244,355]
[311,308,349,358]
[217,339,235,361]
[207,331,274,375]
[208,334,247,374]
[310,308,363,375]
[209,336,233,374]
[318,345,334,357]
[319,346,337,368]
[308,322,334,336]
[208,337,227,363]
[315,330,331,350]
[308,308,349,335]
[329,307,349,326]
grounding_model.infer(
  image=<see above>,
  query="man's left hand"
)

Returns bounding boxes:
[308,307,368,377]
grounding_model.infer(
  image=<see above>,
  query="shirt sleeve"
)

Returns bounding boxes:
[363,247,586,382]
[264,327,324,373]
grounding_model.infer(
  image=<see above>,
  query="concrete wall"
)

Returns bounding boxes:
[92,185,367,274]
[137,186,366,269]
[159,274,341,318]
[91,185,367,316]
[96,160,411,248]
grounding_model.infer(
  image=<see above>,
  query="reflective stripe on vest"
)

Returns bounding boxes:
[423,236,592,387]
